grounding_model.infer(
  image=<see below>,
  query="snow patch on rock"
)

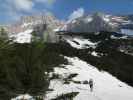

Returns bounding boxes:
[91,51,100,57]
[110,35,128,39]
[11,94,33,100]
[66,38,97,49]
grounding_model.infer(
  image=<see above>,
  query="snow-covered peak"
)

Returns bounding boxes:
[84,15,93,23]
[59,13,133,33]
[103,15,110,22]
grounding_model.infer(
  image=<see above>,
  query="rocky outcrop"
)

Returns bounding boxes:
[7,13,64,43]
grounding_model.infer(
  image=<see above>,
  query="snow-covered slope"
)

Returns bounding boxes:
[10,29,33,43]
[11,32,133,100]
[45,57,133,100]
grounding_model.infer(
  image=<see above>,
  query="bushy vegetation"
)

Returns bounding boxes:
[52,92,79,100]
[0,27,8,40]
[0,38,67,99]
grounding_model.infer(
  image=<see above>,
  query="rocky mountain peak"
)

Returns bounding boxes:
[59,12,121,33]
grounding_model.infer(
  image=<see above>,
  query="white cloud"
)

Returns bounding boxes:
[69,8,85,21]
[1,0,56,23]
[1,0,34,23]
[6,0,56,12]
[6,0,34,12]
[13,0,34,11]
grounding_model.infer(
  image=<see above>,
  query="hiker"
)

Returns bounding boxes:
[89,78,93,92]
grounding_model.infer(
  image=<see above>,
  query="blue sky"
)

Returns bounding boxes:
[0,0,133,24]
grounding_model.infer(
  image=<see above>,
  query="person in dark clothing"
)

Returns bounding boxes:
[89,79,93,92]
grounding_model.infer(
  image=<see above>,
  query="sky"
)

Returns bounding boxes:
[0,0,133,24]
